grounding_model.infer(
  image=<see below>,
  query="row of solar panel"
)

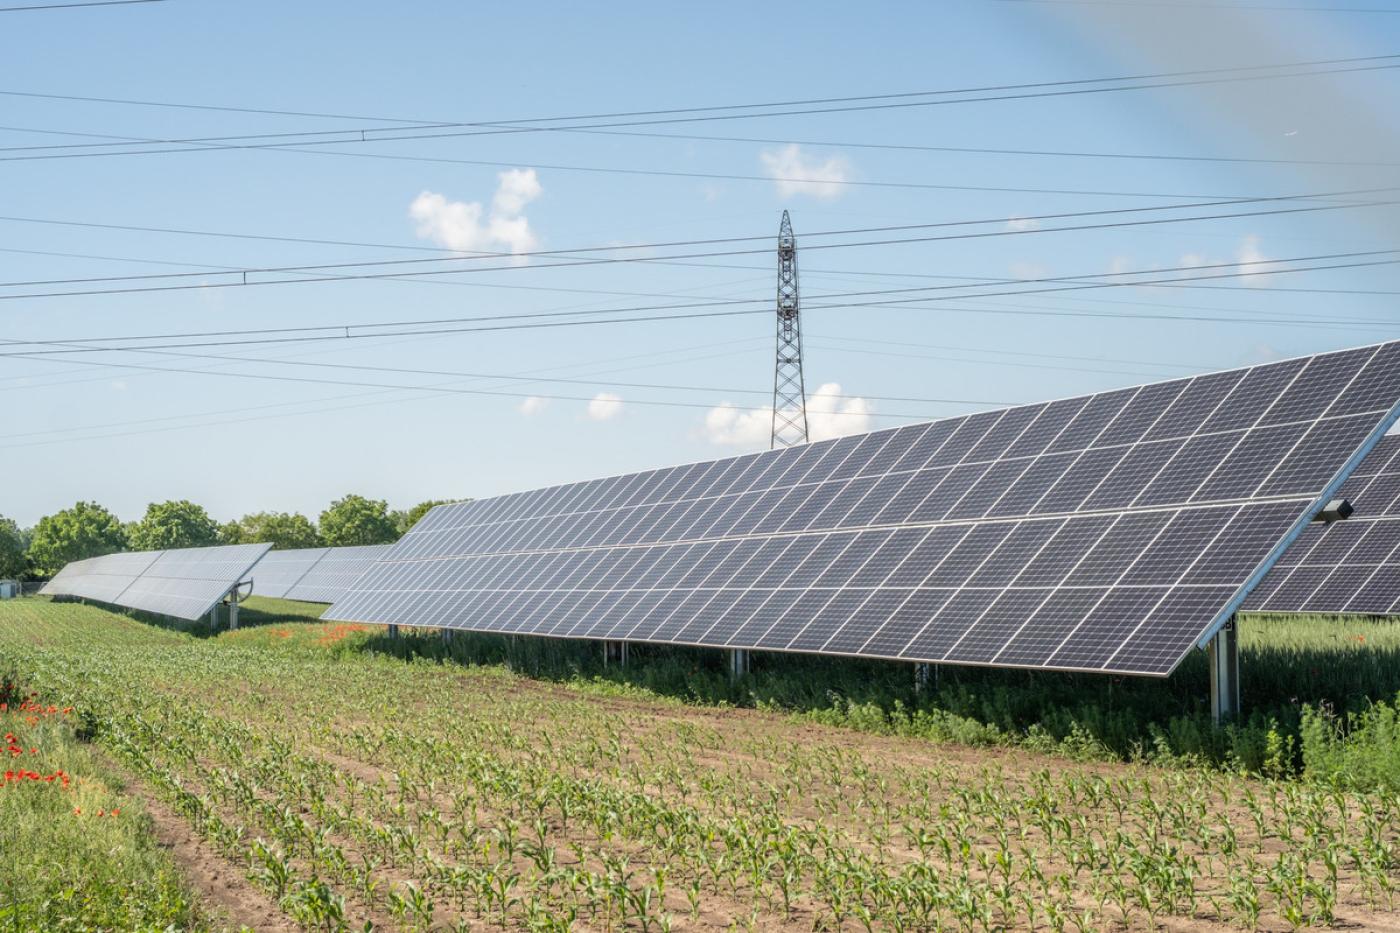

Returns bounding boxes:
[410,345,1398,543]
[325,342,1400,678]
[389,414,1372,564]
[42,544,271,620]
[40,544,389,619]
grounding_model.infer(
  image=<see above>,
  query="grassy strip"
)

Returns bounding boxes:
[0,683,213,932]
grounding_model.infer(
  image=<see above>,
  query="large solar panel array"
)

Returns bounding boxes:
[327,341,1400,677]
[253,545,392,604]
[1247,434,1400,615]
[42,543,271,621]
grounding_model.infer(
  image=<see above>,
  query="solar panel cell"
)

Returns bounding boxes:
[901,589,1001,659]
[1200,357,1308,433]
[945,588,1052,662]
[860,589,951,656]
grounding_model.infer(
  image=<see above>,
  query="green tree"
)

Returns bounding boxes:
[220,511,322,549]
[0,517,26,579]
[26,501,127,576]
[319,495,398,546]
[128,500,221,551]
[393,499,467,535]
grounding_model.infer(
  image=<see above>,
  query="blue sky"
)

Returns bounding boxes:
[3,0,1399,527]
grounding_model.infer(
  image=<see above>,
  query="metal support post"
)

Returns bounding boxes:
[604,640,628,667]
[209,606,218,632]
[228,598,239,631]
[386,624,400,640]
[914,663,933,694]
[440,629,454,644]
[1208,616,1240,724]
[729,648,750,680]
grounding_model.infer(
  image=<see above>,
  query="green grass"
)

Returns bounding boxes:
[0,681,212,931]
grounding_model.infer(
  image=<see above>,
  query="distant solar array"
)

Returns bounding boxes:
[1247,434,1400,615]
[253,545,391,604]
[325,341,1400,677]
[41,543,270,621]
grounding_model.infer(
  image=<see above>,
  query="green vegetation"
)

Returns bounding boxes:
[0,516,25,579]
[127,499,222,551]
[15,494,458,582]
[313,610,1399,782]
[318,493,399,546]
[1,599,1398,931]
[24,501,126,576]
[0,678,211,930]
[220,510,324,548]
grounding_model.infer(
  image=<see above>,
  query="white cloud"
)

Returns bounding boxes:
[703,403,771,447]
[587,392,623,420]
[1179,235,1272,287]
[1009,261,1048,281]
[1006,216,1040,232]
[758,144,852,199]
[110,379,128,391]
[409,168,542,260]
[518,396,548,416]
[492,168,541,215]
[808,383,873,440]
[702,382,872,447]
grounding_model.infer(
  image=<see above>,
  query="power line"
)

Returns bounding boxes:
[559,126,1400,170]
[0,192,1390,301]
[7,51,1392,125]
[0,0,163,10]
[0,340,955,424]
[3,57,1398,164]
[993,0,1400,12]
[1,188,1372,285]
[0,338,807,446]
[4,249,1396,364]
[0,127,1272,201]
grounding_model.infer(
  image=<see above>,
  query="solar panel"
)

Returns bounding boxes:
[110,543,272,620]
[324,341,1400,676]
[1246,434,1400,614]
[279,545,390,604]
[245,547,331,599]
[42,544,271,621]
[40,550,162,604]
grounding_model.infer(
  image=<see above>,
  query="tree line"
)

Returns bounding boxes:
[0,495,461,580]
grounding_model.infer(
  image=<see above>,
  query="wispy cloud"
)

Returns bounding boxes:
[587,393,623,420]
[759,144,852,200]
[518,396,548,416]
[1180,234,1273,287]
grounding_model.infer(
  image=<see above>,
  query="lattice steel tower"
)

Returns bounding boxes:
[770,210,809,449]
